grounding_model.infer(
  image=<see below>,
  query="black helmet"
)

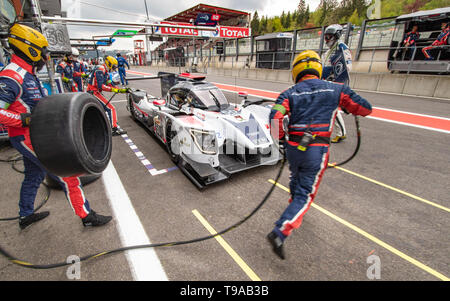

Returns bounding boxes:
[324,24,343,42]
[117,53,121,57]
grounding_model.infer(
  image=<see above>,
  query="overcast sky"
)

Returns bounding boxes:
[62,0,321,52]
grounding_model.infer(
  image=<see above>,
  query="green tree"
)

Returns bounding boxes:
[250,11,260,36]
[286,11,292,29]
[281,11,287,28]
[421,0,450,10]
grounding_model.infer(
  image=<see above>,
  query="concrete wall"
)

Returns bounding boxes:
[149,63,449,100]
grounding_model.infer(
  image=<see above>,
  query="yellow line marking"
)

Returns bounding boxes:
[268,179,450,281]
[328,164,450,213]
[192,209,261,281]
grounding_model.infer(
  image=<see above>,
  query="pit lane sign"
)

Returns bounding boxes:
[154,22,250,38]
[113,29,138,38]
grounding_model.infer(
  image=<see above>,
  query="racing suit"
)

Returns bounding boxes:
[422,27,450,60]
[0,55,91,218]
[56,60,76,92]
[322,42,352,140]
[73,59,86,92]
[269,75,372,240]
[87,64,119,129]
[117,56,130,86]
[402,30,420,60]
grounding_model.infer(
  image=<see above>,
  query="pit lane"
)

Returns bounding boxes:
[0,67,448,281]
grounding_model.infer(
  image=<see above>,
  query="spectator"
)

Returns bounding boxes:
[422,22,450,60]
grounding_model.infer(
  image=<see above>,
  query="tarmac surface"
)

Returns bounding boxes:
[0,66,448,281]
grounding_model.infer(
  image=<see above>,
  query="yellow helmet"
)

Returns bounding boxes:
[105,56,118,71]
[8,23,49,62]
[291,50,322,83]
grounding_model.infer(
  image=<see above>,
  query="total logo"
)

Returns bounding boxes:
[219,27,249,38]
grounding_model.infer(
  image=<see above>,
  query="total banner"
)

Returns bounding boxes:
[154,22,250,39]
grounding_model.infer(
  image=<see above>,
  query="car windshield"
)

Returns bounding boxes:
[192,88,229,112]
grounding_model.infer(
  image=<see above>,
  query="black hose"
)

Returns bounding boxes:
[0,153,287,269]
[328,116,361,168]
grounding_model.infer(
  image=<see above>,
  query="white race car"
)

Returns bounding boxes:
[126,72,281,188]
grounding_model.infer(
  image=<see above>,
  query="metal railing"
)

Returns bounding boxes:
[356,44,450,74]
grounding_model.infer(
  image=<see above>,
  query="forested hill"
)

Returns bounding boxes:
[250,0,450,35]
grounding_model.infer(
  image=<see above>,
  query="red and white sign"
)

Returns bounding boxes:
[154,21,250,38]
[157,21,199,36]
[218,26,250,38]
[211,14,220,21]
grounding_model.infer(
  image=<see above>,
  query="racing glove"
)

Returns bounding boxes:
[111,88,129,94]
[62,77,70,83]
[81,73,89,78]
[20,113,31,127]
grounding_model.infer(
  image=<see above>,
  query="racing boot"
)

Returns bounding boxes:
[19,211,50,230]
[112,127,127,136]
[82,210,112,227]
[331,135,346,143]
[267,231,286,260]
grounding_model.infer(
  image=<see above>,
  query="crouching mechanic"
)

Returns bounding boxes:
[87,56,128,136]
[0,24,112,229]
[322,24,353,143]
[267,50,372,259]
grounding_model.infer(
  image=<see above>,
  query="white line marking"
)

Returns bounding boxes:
[366,116,450,134]
[372,106,450,121]
[354,88,450,102]
[111,100,128,103]
[102,161,168,281]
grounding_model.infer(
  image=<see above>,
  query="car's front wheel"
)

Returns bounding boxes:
[166,122,181,164]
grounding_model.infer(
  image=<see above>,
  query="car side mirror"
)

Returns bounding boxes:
[238,91,248,105]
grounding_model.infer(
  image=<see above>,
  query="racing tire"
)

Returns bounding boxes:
[165,121,180,164]
[30,92,112,177]
[45,174,102,190]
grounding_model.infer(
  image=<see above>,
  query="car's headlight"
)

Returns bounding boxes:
[189,129,217,155]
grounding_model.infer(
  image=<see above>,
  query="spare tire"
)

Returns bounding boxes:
[30,92,112,177]
[45,174,102,190]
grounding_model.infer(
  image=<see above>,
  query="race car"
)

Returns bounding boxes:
[126,72,281,188]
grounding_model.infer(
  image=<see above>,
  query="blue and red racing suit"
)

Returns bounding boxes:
[422,27,450,59]
[87,64,118,128]
[269,75,372,240]
[0,55,91,218]
[56,60,77,92]
[117,56,130,86]
[73,59,86,92]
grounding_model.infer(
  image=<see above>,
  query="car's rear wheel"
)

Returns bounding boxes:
[166,121,180,164]
[128,95,138,121]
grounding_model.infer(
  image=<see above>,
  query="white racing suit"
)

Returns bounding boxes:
[322,42,352,138]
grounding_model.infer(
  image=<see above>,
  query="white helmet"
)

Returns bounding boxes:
[71,47,79,57]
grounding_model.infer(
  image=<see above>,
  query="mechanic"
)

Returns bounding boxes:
[0,24,112,229]
[267,50,372,260]
[116,53,130,86]
[71,47,88,92]
[321,24,352,143]
[87,55,128,136]
[56,50,76,92]
[401,24,420,60]
[422,22,449,60]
